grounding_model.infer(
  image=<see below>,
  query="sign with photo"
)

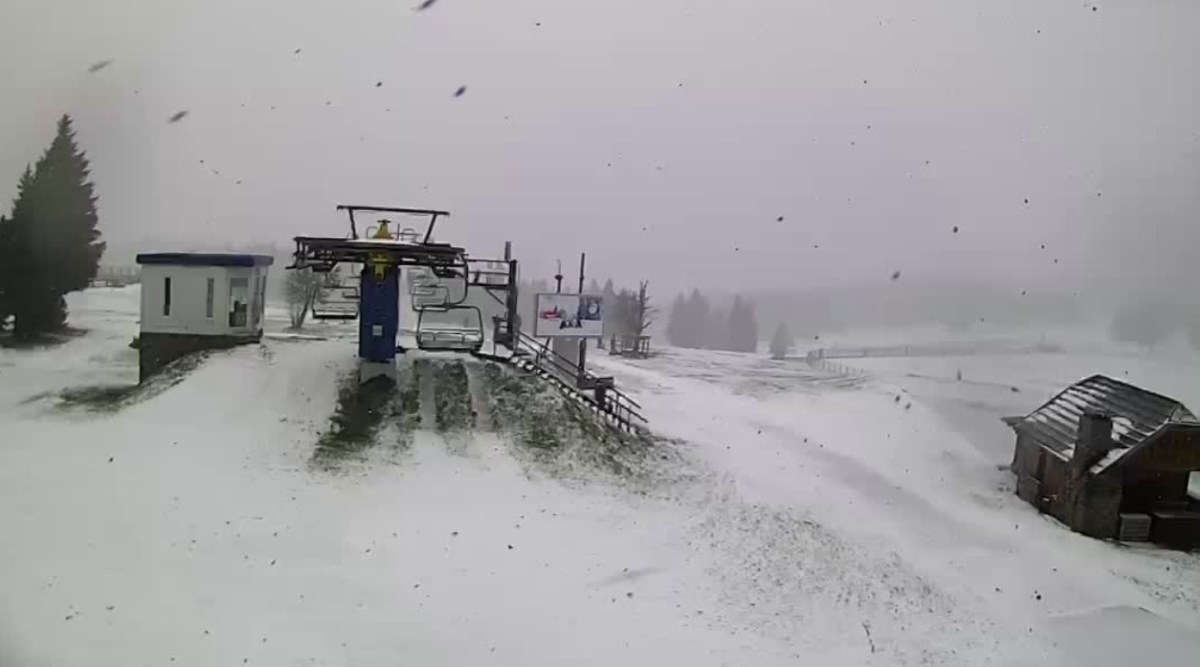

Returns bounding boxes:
[534,293,604,338]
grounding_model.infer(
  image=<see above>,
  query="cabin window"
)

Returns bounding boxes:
[205,278,215,318]
[229,277,249,327]
[163,277,172,316]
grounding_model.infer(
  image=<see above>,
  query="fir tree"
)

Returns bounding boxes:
[707,306,728,350]
[726,296,760,352]
[0,214,12,330]
[686,289,710,349]
[5,166,67,338]
[665,293,687,346]
[743,299,759,352]
[5,116,105,339]
[727,296,745,351]
[600,278,618,344]
[769,321,792,359]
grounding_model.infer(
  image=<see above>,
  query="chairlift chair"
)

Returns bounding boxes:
[411,285,451,309]
[311,285,360,321]
[415,305,485,352]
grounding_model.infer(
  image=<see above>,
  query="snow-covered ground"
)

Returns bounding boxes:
[2,288,1198,666]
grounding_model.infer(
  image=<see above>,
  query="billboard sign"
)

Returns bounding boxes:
[534,293,604,338]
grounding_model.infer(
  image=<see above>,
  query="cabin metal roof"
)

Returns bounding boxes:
[1007,374,1198,473]
[136,253,275,267]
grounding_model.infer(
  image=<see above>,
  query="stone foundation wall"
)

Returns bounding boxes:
[139,331,260,382]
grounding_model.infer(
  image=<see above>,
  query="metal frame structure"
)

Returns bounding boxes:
[290,205,463,274]
[337,205,449,243]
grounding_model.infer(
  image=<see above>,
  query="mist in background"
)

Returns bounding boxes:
[2,0,1197,334]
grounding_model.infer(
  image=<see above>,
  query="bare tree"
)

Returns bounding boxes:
[609,280,656,339]
[285,268,328,329]
[633,280,655,335]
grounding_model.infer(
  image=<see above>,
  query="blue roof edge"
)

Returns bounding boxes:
[136,253,275,267]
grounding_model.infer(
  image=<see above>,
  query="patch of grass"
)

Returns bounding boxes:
[477,362,563,449]
[59,384,137,407]
[56,352,205,413]
[311,374,398,469]
[398,370,421,425]
[477,360,688,489]
[0,326,88,349]
[392,362,423,450]
[432,360,476,432]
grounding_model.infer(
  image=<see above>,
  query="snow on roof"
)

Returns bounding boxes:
[1007,374,1198,473]
[136,252,274,267]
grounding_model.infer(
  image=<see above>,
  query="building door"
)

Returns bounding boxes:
[229,278,249,328]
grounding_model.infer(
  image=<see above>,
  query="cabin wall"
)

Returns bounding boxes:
[1042,457,1073,523]
[1072,476,1122,539]
[1126,430,1200,472]
[1013,435,1045,506]
[1121,469,1193,512]
[139,265,269,336]
[140,265,231,335]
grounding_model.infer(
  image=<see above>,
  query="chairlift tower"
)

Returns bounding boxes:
[288,205,646,432]
[289,205,517,369]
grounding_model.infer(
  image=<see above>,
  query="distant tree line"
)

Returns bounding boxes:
[665,289,759,353]
[0,115,105,340]
[1109,299,1200,351]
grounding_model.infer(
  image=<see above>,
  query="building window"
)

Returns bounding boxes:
[205,278,215,318]
[229,277,249,327]
[163,276,172,316]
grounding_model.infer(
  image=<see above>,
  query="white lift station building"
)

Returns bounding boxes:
[135,253,273,381]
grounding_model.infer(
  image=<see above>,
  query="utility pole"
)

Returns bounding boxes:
[503,241,517,347]
[577,252,587,383]
[554,260,563,294]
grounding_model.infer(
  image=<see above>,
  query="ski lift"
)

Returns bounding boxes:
[415,305,485,352]
[312,285,360,320]
[411,284,451,309]
[407,264,468,309]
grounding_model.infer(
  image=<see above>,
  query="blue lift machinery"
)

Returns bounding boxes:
[289,204,518,364]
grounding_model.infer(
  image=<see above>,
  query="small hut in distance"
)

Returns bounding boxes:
[1005,375,1200,550]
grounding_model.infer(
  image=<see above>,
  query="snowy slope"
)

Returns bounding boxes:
[591,346,1200,664]
[0,290,774,665]
[2,291,1198,666]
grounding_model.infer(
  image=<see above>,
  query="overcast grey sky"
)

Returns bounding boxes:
[2,0,1197,297]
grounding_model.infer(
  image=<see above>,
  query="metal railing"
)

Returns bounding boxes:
[509,329,646,434]
[476,288,646,433]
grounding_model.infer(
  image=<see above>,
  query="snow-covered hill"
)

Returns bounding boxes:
[2,288,1198,666]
